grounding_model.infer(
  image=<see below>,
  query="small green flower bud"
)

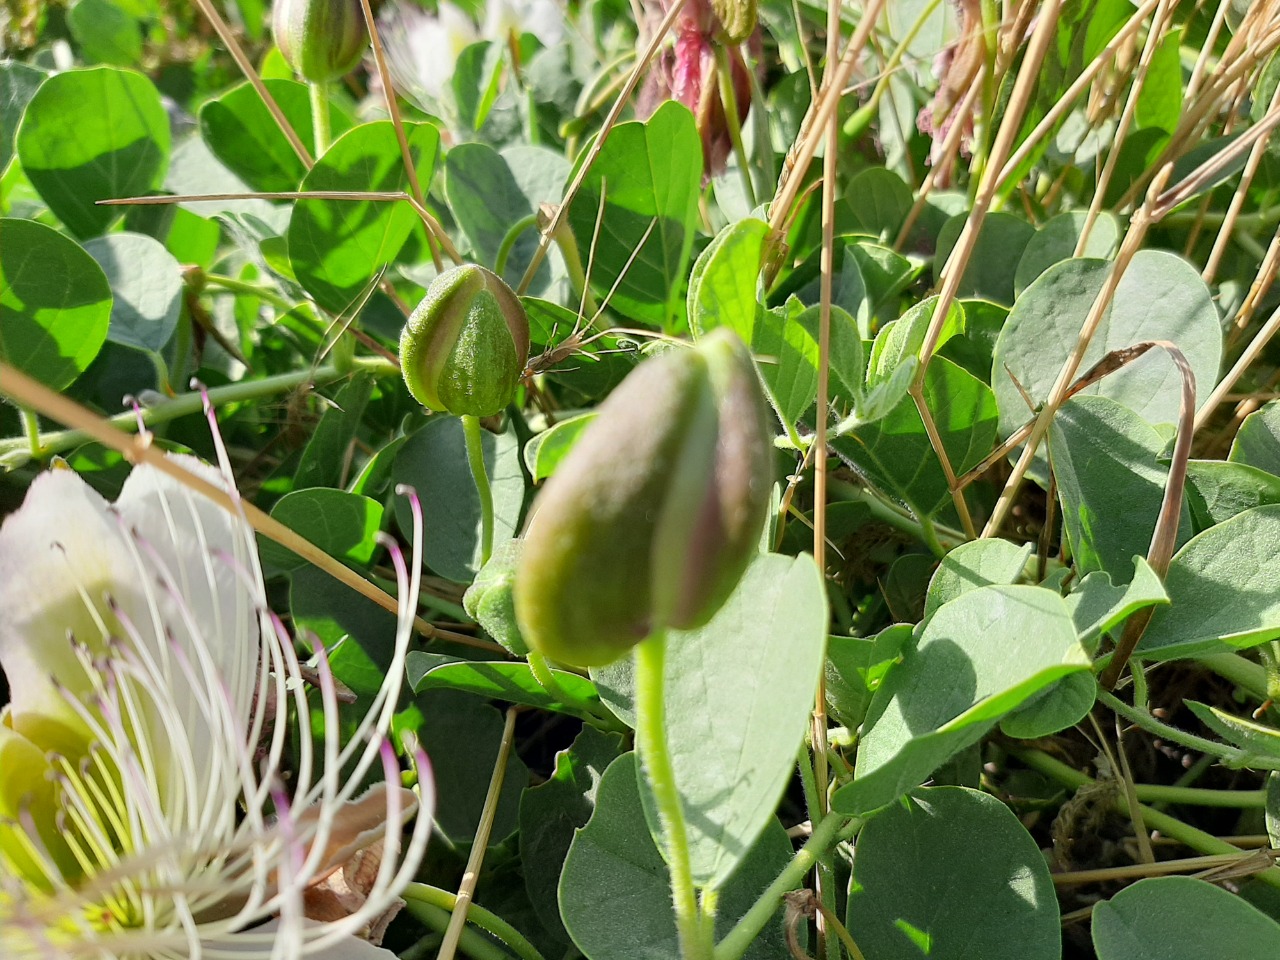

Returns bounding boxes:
[514,328,772,667]
[711,0,756,44]
[462,538,529,657]
[272,0,368,83]
[399,265,531,419]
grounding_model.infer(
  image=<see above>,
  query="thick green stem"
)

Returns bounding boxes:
[494,213,539,279]
[524,648,620,727]
[204,273,297,313]
[635,632,711,960]
[309,80,332,156]
[460,414,495,567]
[20,407,41,459]
[1098,688,1267,770]
[0,358,397,470]
[714,46,756,209]
[713,812,849,960]
[402,883,547,960]
[1198,652,1269,701]
[401,898,514,960]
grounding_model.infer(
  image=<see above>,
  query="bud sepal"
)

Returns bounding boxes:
[272,0,368,83]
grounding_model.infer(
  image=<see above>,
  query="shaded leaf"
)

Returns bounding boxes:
[567,102,702,329]
[16,66,169,238]
[834,584,1088,815]
[0,218,111,391]
[559,753,794,960]
[848,786,1060,960]
[1093,877,1280,960]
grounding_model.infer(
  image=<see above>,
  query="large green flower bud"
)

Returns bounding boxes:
[272,0,368,83]
[514,328,772,667]
[399,264,531,418]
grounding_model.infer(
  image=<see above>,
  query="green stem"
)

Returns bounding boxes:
[1097,688,1264,769]
[20,407,42,459]
[1260,643,1280,701]
[1131,782,1264,808]
[525,648,619,727]
[0,358,397,470]
[714,46,756,209]
[635,632,711,960]
[204,273,297,313]
[797,746,823,828]
[460,414,495,567]
[309,80,332,156]
[402,883,547,960]
[826,477,966,554]
[495,213,539,279]
[1011,747,1280,889]
[169,299,194,389]
[1198,652,1269,702]
[713,812,849,960]
[401,898,515,960]
[841,0,943,137]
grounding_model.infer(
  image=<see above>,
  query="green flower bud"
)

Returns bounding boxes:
[711,0,757,44]
[462,538,529,657]
[514,328,772,667]
[272,0,368,83]
[399,265,531,419]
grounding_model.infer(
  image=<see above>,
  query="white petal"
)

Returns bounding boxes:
[114,455,262,719]
[0,468,132,752]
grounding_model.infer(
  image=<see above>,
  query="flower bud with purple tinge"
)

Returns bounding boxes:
[272,0,368,83]
[399,264,531,419]
[514,328,772,667]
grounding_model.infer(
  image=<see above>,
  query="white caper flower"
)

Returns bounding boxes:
[0,450,432,959]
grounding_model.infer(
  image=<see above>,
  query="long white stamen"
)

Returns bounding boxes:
[3,432,433,958]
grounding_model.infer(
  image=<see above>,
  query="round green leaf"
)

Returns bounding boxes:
[0,218,111,390]
[1093,877,1280,960]
[998,671,1097,739]
[199,78,353,193]
[67,0,144,66]
[16,66,169,239]
[407,655,607,725]
[1013,210,1121,296]
[1049,395,1179,578]
[523,412,596,481]
[831,357,999,520]
[1139,503,1280,660]
[933,212,1036,305]
[83,232,183,353]
[519,726,625,944]
[924,539,1032,619]
[842,166,913,242]
[559,753,795,960]
[288,121,439,314]
[0,61,46,176]
[847,786,1060,960]
[992,250,1222,438]
[687,217,769,341]
[390,417,525,582]
[259,488,384,574]
[836,584,1088,816]
[568,101,702,329]
[656,553,828,888]
[1230,399,1280,476]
